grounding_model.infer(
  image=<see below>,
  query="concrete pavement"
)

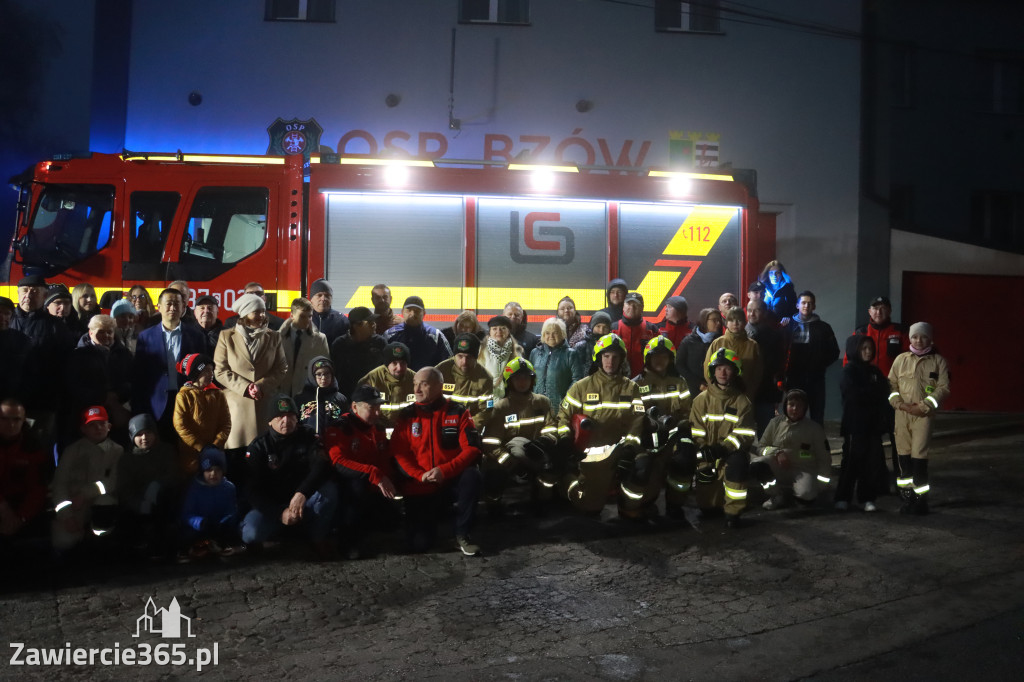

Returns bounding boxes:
[2,413,1022,681]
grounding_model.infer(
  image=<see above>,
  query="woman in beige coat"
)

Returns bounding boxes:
[215,293,288,451]
[278,297,330,397]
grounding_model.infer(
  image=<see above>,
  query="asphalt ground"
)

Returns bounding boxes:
[1,412,1022,681]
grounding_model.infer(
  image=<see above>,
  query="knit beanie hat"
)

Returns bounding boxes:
[309,279,333,297]
[233,292,266,319]
[45,284,72,307]
[454,333,481,356]
[908,321,933,339]
[128,413,158,439]
[590,311,612,329]
[199,445,227,472]
[110,299,136,318]
[177,353,213,381]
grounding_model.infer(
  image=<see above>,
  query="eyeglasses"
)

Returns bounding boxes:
[130,294,148,301]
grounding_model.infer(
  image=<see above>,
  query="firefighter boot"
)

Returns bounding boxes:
[896,454,916,514]
[911,458,930,516]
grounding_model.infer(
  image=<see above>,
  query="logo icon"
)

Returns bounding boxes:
[510,211,575,264]
[267,118,324,163]
[133,597,196,639]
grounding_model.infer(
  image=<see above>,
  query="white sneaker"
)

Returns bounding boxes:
[863,501,878,512]
[834,501,849,511]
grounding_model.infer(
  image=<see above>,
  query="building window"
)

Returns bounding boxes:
[265,0,335,23]
[970,190,1024,251]
[458,0,529,25]
[655,0,721,34]
[975,52,1024,115]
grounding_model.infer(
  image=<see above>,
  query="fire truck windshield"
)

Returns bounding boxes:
[19,184,114,273]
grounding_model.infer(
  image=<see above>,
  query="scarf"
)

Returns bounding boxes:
[909,344,933,356]
[238,323,268,359]
[487,337,515,371]
[697,328,719,343]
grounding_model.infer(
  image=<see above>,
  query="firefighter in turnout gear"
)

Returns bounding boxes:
[436,333,494,429]
[557,334,645,512]
[689,348,756,528]
[620,336,694,520]
[357,342,415,435]
[887,322,950,515]
[479,358,560,513]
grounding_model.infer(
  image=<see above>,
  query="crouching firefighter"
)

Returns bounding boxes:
[619,336,694,520]
[557,334,645,514]
[689,349,756,528]
[479,358,561,514]
[750,389,832,511]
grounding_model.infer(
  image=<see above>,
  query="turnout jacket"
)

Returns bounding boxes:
[888,351,950,415]
[357,365,416,430]
[632,369,692,423]
[705,330,762,403]
[436,357,494,428]
[480,392,557,453]
[325,413,394,486]
[758,414,831,481]
[557,370,645,448]
[391,397,481,495]
[689,383,756,453]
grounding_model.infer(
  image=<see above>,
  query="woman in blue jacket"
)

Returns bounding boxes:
[529,318,584,414]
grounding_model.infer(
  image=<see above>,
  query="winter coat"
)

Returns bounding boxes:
[244,423,330,510]
[705,330,762,402]
[173,382,232,469]
[181,476,237,531]
[278,318,330,397]
[331,332,387,397]
[784,313,840,382]
[478,338,523,400]
[66,335,134,419]
[597,278,628,323]
[384,322,452,370]
[357,365,415,429]
[310,309,349,347]
[840,335,891,437]
[614,317,660,379]
[747,321,785,403]
[436,357,494,427]
[676,326,720,397]
[762,271,798,321]
[530,341,583,415]
[391,398,481,496]
[325,413,394,485]
[116,441,182,514]
[851,321,908,377]
[214,325,288,449]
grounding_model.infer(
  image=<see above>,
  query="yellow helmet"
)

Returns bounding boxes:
[592,333,627,362]
[707,347,743,376]
[501,357,536,386]
[643,336,676,365]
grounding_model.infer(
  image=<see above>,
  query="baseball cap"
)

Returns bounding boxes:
[624,291,644,305]
[348,306,378,326]
[869,296,892,308]
[402,295,425,311]
[351,385,385,405]
[82,406,109,426]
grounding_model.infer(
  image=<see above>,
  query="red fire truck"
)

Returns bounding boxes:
[2,152,771,323]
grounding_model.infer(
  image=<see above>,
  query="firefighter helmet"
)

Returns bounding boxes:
[643,335,676,365]
[592,333,627,362]
[501,357,536,387]
[707,347,743,377]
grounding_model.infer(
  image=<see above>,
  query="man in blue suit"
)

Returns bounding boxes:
[132,288,208,440]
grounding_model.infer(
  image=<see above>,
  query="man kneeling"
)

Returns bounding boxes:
[391,367,483,556]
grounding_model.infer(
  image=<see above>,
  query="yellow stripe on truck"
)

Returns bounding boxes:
[343,286,610,313]
[662,206,737,257]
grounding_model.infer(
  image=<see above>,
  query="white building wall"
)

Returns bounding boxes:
[121,0,862,415]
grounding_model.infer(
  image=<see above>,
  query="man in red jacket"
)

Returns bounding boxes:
[613,292,659,376]
[325,385,397,559]
[391,367,483,556]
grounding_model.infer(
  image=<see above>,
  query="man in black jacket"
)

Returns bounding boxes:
[783,291,840,425]
[331,306,386,396]
[240,396,338,550]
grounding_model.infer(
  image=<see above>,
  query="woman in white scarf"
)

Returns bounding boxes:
[477,315,523,399]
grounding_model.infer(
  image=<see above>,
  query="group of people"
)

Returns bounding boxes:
[0,261,949,565]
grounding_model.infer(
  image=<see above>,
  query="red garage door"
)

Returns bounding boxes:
[902,271,1024,412]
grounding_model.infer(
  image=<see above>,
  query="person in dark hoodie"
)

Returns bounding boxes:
[782,291,840,425]
[598,278,629,324]
[296,356,350,437]
[836,335,889,512]
[179,445,241,561]
[117,413,182,558]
